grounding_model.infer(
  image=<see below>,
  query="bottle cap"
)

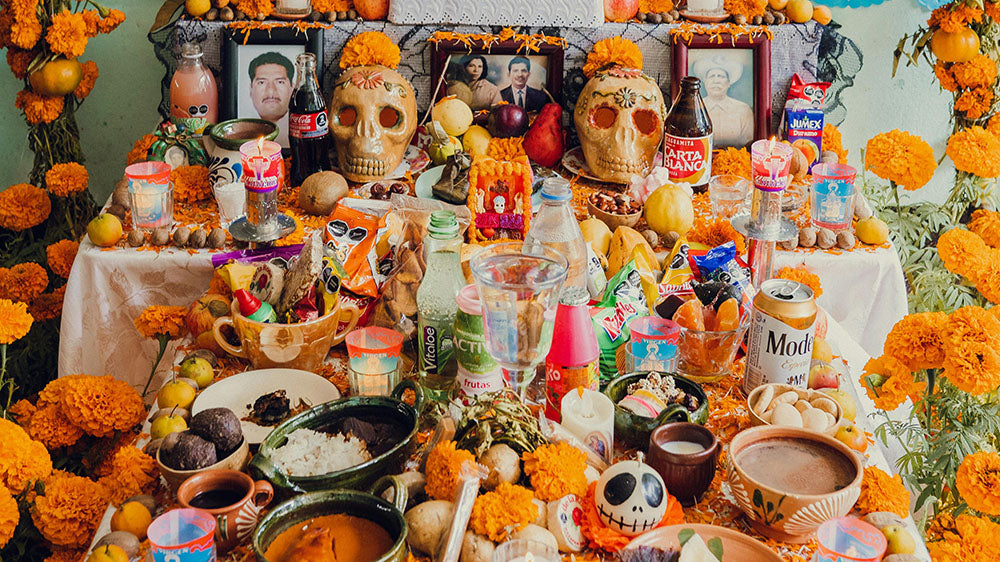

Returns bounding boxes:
[296,52,317,65]
[234,289,261,317]
[559,286,590,306]
[428,210,459,239]
[456,284,483,315]
[180,42,203,58]
[541,177,572,202]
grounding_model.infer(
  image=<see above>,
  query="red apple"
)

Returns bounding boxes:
[808,362,839,390]
[354,0,389,20]
[488,104,529,138]
[604,0,639,22]
[186,293,231,336]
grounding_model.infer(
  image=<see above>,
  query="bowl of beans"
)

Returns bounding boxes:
[588,190,642,230]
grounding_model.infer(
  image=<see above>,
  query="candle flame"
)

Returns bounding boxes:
[252,137,266,181]
[525,553,535,562]
[767,136,776,154]
[256,136,264,156]
[576,386,585,398]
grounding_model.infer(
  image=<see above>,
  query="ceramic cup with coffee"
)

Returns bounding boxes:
[178,468,274,553]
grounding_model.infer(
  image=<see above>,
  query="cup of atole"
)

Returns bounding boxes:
[647,422,719,507]
[178,469,274,553]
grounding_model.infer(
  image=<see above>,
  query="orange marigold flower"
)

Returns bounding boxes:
[0,417,52,494]
[37,375,91,408]
[15,89,63,124]
[711,147,752,180]
[935,61,958,92]
[928,4,984,32]
[98,446,158,504]
[947,126,1000,178]
[860,355,924,411]
[8,399,36,426]
[988,0,1000,20]
[639,0,674,12]
[884,311,948,371]
[339,31,401,69]
[81,10,100,37]
[28,286,66,322]
[425,440,476,501]
[73,60,98,99]
[724,0,767,18]
[485,137,526,161]
[864,129,937,190]
[44,549,86,562]
[955,451,1000,515]
[45,10,88,58]
[470,482,538,541]
[941,306,1000,395]
[689,217,747,254]
[46,239,79,278]
[236,0,274,19]
[936,227,990,277]
[6,47,35,79]
[0,262,48,304]
[951,54,998,89]
[28,403,84,449]
[135,304,188,340]
[522,442,588,502]
[127,133,157,165]
[0,299,33,344]
[855,466,910,517]
[988,113,1000,138]
[274,213,304,247]
[0,484,17,548]
[44,162,88,198]
[954,87,993,119]
[30,472,109,547]
[970,209,1000,248]
[170,165,212,205]
[776,266,822,298]
[928,514,1000,561]
[311,0,352,10]
[0,182,51,231]
[97,9,125,34]
[583,37,643,78]
[9,0,41,50]
[822,123,848,164]
[59,374,146,437]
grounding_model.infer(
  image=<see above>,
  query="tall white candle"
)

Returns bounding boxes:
[560,388,615,463]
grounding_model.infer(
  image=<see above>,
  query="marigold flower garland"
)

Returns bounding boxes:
[45,9,88,58]
[339,31,401,70]
[864,129,937,191]
[235,0,274,19]
[928,4,983,32]
[953,87,993,119]
[8,0,42,50]
[583,37,643,78]
[425,440,476,501]
[30,472,109,548]
[946,126,1000,178]
[14,88,63,124]
[0,182,52,231]
[855,466,911,517]
[44,162,88,198]
[639,0,674,12]
[724,0,768,18]
[955,451,1000,515]
[5,47,33,79]
[522,442,588,501]
[73,60,98,99]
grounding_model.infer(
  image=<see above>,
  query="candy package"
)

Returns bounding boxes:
[592,260,649,383]
[325,203,382,298]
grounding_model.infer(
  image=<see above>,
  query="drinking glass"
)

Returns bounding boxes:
[470,243,567,405]
[213,181,247,230]
[709,174,750,219]
[810,163,857,231]
[125,161,174,231]
[345,327,404,397]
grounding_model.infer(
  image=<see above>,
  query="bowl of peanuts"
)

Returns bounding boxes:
[746,382,843,436]
[588,190,642,230]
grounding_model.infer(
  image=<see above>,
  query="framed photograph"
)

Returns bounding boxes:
[222,27,324,149]
[430,39,564,113]
[671,35,770,149]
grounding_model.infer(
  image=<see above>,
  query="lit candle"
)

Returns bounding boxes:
[239,138,283,231]
[560,388,615,463]
[124,161,174,231]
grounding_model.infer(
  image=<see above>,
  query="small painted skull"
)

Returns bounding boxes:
[594,458,667,536]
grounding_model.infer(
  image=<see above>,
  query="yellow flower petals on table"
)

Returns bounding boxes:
[470,481,537,541]
[522,442,588,502]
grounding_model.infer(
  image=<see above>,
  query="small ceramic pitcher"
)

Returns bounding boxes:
[178,469,274,553]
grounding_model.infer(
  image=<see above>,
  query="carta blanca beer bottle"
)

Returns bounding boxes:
[664,76,713,190]
[289,52,331,187]
[743,279,817,394]
[417,211,465,399]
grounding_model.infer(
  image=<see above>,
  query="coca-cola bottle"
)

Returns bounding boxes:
[664,76,713,190]
[289,52,331,187]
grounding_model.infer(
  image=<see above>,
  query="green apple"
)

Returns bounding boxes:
[820,388,857,421]
[178,357,214,389]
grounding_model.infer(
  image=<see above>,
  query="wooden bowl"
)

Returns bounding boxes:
[157,437,250,495]
[726,426,863,543]
[746,383,843,436]
[587,199,641,230]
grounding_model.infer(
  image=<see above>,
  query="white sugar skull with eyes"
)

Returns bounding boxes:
[328,66,417,183]
[594,458,667,536]
[574,66,666,184]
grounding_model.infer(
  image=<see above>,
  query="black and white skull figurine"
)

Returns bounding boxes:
[594,458,667,536]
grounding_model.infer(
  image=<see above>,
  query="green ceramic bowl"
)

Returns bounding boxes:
[208,118,278,151]
[603,372,709,451]
[253,476,409,562]
[249,380,422,495]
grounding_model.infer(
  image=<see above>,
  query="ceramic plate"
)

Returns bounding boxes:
[191,368,341,445]
[355,179,414,200]
[626,523,782,562]
[561,146,664,184]
[415,166,544,210]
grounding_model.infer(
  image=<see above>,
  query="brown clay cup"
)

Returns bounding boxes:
[178,469,274,553]
[648,422,720,507]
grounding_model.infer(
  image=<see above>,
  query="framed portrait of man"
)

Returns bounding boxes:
[671,35,771,149]
[430,38,564,113]
[222,27,324,149]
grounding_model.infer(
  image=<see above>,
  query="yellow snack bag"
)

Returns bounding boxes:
[217,262,256,293]
[630,246,660,315]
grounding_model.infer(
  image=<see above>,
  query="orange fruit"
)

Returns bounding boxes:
[673,298,705,331]
[785,0,813,23]
[185,0,211,16]
[812,5,832,25]
[715,298,740,331]
[930,27,980,63]
[87,545,129,562]
[28,58,82,97]
[110,501,152,540]
[769,0,788,9]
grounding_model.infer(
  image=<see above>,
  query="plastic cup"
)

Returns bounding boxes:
[125,161,174,231]
[629,316,681,369]
[147,508,217,562]
[708,174,750,219]
[814,517,887,562]
[810,163,858,231]
[345,327,404,396]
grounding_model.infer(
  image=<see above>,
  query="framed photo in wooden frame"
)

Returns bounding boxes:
[671,35,770,149]
[222,27,324,148]
[430,39,564,113]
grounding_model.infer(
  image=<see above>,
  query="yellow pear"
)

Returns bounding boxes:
[644,183,694,237]
[157,380,196,410]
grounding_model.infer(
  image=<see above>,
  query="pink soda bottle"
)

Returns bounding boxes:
[170,42,218,134]
[545,287,600,421]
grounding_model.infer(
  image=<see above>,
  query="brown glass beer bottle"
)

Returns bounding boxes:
[664,76,713,190]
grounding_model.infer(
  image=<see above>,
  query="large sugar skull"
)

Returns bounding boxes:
[329,65,417,183]
[594,459,667,536]
[574,67,666,184]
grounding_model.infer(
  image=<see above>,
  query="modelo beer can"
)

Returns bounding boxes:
[743,279,817,393]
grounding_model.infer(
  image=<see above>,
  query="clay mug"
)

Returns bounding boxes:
[648,422,720,507]
[178,468,274,553]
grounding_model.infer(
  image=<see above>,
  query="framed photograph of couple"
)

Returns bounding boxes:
[671,34,771,149]
[430,39,564,113]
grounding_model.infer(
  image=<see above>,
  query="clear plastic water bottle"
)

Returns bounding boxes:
[524,177,588,291]
[417,210,465,399]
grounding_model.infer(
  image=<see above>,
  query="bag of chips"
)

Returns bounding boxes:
[592,259,649,383]
[325,203,382,298]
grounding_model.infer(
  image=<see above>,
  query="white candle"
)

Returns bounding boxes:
[662,440,706,454]
[560,389,615,463]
